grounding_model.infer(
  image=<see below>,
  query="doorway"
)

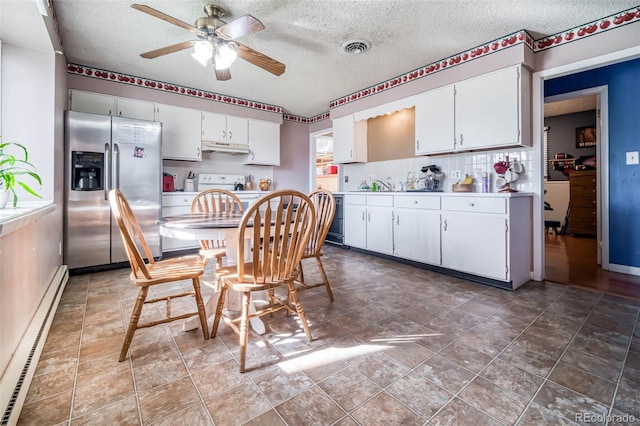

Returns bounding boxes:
[310,130,339,192]
[543,88,614,291]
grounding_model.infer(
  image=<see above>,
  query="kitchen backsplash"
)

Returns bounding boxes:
[342,147,534,193]
[163,153,274,191]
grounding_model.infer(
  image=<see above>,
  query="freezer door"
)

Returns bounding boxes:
[110,117,163,263]
[64,111,113,269]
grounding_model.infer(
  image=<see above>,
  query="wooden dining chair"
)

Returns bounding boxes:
[191,189,244,268]
[109,189,209,362]
[211,189,316,372]
[296,189,336,301]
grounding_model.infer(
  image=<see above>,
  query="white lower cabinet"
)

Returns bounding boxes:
[441,212,507,280]
[344,193,532,289]
[441,196,532,288]
[344,199,367,248]
[344,194,393,254]
[161,193,200,252]
[393,195,441,264]
[366,205,393,255]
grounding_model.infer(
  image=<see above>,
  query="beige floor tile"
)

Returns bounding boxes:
[18,246,640,424]
[351,391,424,425]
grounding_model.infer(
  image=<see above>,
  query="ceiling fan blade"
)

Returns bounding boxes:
[140,40,196,59]
[237,44,285,76]
[216,15,265,40]
[215,68,232,81]
[131,4,206,37]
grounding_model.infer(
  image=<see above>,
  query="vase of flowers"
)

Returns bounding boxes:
[0,138,42,208]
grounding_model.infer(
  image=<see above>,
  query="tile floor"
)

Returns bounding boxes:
[18,246,640,425]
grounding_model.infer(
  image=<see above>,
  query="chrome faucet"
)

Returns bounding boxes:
[374,177,392,191]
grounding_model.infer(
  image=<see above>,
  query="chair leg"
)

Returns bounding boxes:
[238,291,251,373]
[298,261,305,283]
[211,285,228,338]
[192,278,209,340]
[119,286,148,362]
[288,282,312,342]
[316,257,334,302]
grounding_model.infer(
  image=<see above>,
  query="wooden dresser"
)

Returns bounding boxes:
[569,170,597,236]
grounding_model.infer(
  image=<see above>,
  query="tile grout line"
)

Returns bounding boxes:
[605,308,640,425]
[512,291,605,425]
[67,276,91,425]
[425,288,568,424]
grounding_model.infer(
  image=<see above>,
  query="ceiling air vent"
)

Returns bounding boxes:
[342,39,371,55]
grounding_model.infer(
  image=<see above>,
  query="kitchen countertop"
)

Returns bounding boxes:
[336,191,533,197]
[163,191,268,195]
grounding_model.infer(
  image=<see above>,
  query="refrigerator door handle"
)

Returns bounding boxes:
[113,143,120,190]
[104,142,110,201]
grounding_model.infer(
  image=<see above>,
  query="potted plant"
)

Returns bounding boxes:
[0,138,42,208]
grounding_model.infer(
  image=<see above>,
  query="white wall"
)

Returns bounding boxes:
[1,43,55,201]
[0,35,66,386]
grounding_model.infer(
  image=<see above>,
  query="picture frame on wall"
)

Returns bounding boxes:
[576,126,596,148]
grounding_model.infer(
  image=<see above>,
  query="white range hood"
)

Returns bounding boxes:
[202,140,250,155]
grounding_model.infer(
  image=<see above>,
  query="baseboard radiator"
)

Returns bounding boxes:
[1,266,69,426]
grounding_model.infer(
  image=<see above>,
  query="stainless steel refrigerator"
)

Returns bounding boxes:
[64,111,162,270]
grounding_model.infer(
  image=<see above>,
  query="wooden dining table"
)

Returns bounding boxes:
[158,211,267,334]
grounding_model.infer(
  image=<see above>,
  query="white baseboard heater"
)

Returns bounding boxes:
[1,266,68,426]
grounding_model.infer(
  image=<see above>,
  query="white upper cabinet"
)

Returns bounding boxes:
[115,97,156,121]
[414,85,455,155]
[413,64,531,155]
[332,114,367,163]
[69,90,115,116]
[157,103,202,161]
[455,65,529,150]
[69,90,156,121]
[243,119,280,166]
[201,111,248,144]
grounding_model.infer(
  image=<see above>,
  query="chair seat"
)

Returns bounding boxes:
[199,247,227,259]
[130,255,205,286]
[215,263,287,292]
[301,249,323,259]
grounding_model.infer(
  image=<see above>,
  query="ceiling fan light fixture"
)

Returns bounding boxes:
[214,43,238,70]
[191,40,213,66]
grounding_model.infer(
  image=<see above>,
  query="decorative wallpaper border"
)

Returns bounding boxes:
[330,5,639,110]
[63,5,639,123]
[67,63,283,114]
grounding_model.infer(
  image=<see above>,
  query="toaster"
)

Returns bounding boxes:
[162,174,175,192]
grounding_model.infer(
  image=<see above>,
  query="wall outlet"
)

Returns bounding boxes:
[344,175,349,183]
[626,151,639,165]
[451,170,461,180]
[171,173,178,180]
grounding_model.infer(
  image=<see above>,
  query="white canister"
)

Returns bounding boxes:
[184,178,195,192]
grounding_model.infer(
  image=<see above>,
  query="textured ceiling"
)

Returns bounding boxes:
[46,1,640,116]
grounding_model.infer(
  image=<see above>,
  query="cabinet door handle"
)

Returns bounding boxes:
[222,130,226,140]
[229,131,233,140]
[416,139,420,151]
[459,134,463,146]
[469,202,475,207]
[443,219,447,231]
[362,211,365,221]
[413,200,418,204]
[367,212,371,222]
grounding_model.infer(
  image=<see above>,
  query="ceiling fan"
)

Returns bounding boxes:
[131,3,285,81]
